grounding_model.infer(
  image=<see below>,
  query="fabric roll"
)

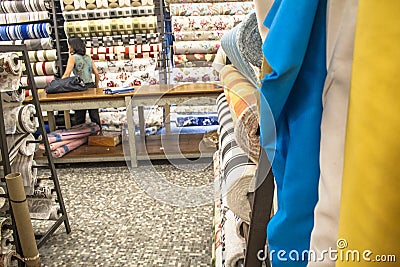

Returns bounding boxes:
[173,67,219,83]
[307,1,357,266]
[221,12,262,87]
[260,1,327,266]
[0,23,51,41]
[220,65,260,162]
[0,11,49,25]
[172,15,245,32]
[223,210,246,267]
[0,0,48,12]
[39,139,77,151]
[95,58,158,87]
[10,154,37,195]
[0,38,54,51]
[166,0,246,3]
[83,34,159,47]
[174,31,227,41]
[27,198,53,220]
[3,104,38,134]
[1,87,25,102]
[46,122,100,144]
[0,52,22,92]
[173,41,220,54]
[20,75,54,88]
[27,61,58,76]
[15,104,39,133]
[5,173,41,267]
[169,2,254,16]
[1,134,36,163]
[88,44,161,60]
[173,54,216,64]
[28,49,57,63]
[337,1,400,266]
[51,136,88,158]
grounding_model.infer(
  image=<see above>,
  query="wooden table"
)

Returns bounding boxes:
[27,83,224,166]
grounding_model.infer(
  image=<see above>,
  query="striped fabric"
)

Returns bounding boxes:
[0,23,51,41]
[220,65,260,162]
[0,11,50,25]
[216,93,256,223]
[0,0,50,13]
[0,38,54,50]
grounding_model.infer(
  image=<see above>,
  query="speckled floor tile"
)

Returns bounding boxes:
[36,161,214,267]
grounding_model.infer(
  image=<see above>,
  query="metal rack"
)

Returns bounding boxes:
[0,44,70,265]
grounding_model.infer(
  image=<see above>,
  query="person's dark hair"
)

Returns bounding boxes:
[68,37,86,55]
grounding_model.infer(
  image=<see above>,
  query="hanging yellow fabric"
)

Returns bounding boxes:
[337,1,400,266]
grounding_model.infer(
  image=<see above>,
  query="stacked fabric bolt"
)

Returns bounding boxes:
[40,122,100,158]
[0,11,50,25]
[170,1,254,83]
[82,33,159,47]
[95,57,158,87]
[87,44,161,60]
[64,17,157,37]
[61,0,154,11]
[62,6,154,21]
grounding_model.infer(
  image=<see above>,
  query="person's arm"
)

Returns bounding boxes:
[92,60,100,88]
[62,55,75,78]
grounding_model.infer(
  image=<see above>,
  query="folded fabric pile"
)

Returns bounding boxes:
[40,122,100,158]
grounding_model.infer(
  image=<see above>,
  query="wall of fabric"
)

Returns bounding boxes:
[167,0,254,84]
[61,0,161,87]
[0,0,58,89]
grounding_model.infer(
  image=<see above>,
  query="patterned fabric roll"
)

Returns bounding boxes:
[87,44,161,60]
[166,0,247,3]
[0,23,51,41]
[28,49,57,63]
[61,0,149,10]
[0,52,22,92]
[46,122,100,144]
[0,0,49,12]
[51,137,88,158]
[169,2,254,16]
[22,61,57,76]
[0,11,50,25]
[174,53,216,63]
[83,34,159,47]
[174,31,227,41]
[1,87,25,102]
[64,17,156,37]
[20,75,54,88]
[10,154,37,195]
[1,134,36,164]
[0,38,54,50]
[173,41,220,54]
[4,104,39,134]
[172,15,245,32]
[95,58,158,87]
[62,6,154,20]
[173,67,219,83]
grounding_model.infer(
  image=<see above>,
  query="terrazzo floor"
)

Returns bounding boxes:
[36,160,215,267]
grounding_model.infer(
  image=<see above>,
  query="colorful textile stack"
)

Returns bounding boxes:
[169,1,254,83]
[40,123,100,158]
[0,1,57,89]
[61,0,161,87]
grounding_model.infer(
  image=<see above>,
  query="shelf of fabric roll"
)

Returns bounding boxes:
[33,133,216,163]
[168,1,255,84]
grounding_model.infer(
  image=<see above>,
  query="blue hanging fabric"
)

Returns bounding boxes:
[258,0,327,266]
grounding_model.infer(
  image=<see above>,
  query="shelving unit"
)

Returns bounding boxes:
[0,45,70,265]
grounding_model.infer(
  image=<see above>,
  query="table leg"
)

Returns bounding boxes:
[138,106,145,137]
[164,104,171,134]
[125,96,138,168]
[47,111,56,132]
[63,111,71,129]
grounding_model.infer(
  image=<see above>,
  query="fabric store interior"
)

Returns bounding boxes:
[0,0,399,266]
